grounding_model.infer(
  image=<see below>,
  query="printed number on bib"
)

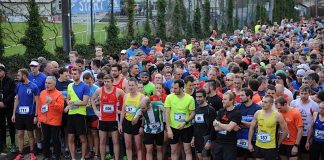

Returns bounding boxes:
[149,122,161,129]
[237,139,248,148]
[70,106,79,110]
[218,130,227,135]
[41,104,48,113]
[174,113,186,122]
[18,106,29,114]
[126,105,136,114]
[314,129,324,140]
[103,104,114,113]
[257,132,271,143]
[195,114,204,123]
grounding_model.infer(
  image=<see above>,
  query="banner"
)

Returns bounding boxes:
[71,0,121,14]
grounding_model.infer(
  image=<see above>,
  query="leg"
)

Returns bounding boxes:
[5,107,15,145]
[68,134,76,159]
[0,109,6,151]
[170,143,179,160]
[156,145,163,160]
[111,131,120,160]
[124,133,133,160]
[27,130,35,152]
[79,135,88,158]
[91,129,99,156]
[145,144,154,160]
[99,131,107,160]
[41,123,51,158]
[183,143,192,160]
[134,134,142,160]
[17,130,25,153]
[87,128,94,153]
[34,128,42,150]
[51,126,61,159]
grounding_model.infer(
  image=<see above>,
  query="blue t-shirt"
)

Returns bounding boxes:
[28,72,47,91]
[16,82,40,115]
[56,80,72,99]
[235,103,261,148]
[127,48,137,59]
[86,84,99,115]
[139,45,151,55]
[72,81,90,101]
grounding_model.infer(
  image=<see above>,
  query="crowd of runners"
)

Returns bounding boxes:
[0,17,324,160]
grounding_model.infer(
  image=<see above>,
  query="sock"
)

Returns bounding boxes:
[37,143,42,149]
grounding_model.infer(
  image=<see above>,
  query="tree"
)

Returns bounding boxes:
[20,0,46,59]
[0,10,4,60]
[203,0,211,37]
[273,0,296,23]
[143,0,151,36]
[186,21,193,38]
[193,5,202,38]
[156,0,166,40]
[227,0,234,32]
[255,2,268,24]
[105,0,120,53]
[126,0,135,39]
[171,0,181,40]
[178,0,187,32]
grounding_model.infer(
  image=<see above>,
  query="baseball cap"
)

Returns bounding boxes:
[0,64,5,72]
[120,50,127,54]
[139,71,150,78]
[296,69,306,76]
[30,60,39,66]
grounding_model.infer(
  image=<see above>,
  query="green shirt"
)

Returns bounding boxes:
[143,82,155,96]
[143,101,164,134]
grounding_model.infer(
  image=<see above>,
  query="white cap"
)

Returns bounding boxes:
[120,50,127,54]
[29,61,39,66]
[296,69,305,76]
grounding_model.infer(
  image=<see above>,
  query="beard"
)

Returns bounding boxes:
[19,77,25,83]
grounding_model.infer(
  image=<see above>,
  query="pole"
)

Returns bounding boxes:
[90,0,94,40]
[315,0,318,17]
[62,0,71,53]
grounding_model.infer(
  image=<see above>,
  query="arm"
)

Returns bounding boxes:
[13,95,18,115]
[306,113,316,145]
[3,78,16,107]
[122,79,128,93]
[277,113,289,145]
[119,94,127,127]
[34,96,39,116]
[73,95,89,106]
[132,110,142,125]
[241,121,253,128]
[91,88,100,114]
[217,121,239,132]
[165,107,171,130]
[186,110,195,124]
[248,111,258,145]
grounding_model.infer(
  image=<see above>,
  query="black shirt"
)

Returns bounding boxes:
[207,94,223,112]
[193,105,217,136]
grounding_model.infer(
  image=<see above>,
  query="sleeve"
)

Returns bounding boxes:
[52,93,65,112]
[3,78,16,106]
[294,110,303,128]
[83,85,90,97]
[188,96,195,111]
[231,111,242,125]
[164,95,171,108]
[33,85,40,96]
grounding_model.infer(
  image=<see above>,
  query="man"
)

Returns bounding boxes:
[212,92,242,160]
[203,80,223,111]
[65,67,90,160]
[120,50,128,62]
[120,78,145,160]
[111,64,128,91]
[0,64,16,153]
[43,62,54,76]
[37,76,64,160]
[95,45,108,65]
[275,97,303,160]
[248,95,288,160]
[92,74,125,160]
[50,61,59,78]
[290,85,319,159]
[139,37,151,55]
[127,40,138,59]
[140,71,156,96]
[236,88,261,160]
[128,64,140,81]
[132,97,164,160]
[12,68,39,160]
[165,80,195,160]
[191,89,216,160]
[108,54,120,65]
[248,79,262,104]
[68,51,79,68]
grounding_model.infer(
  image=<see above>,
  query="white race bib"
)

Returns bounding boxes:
[148,122,161,129]
[41,104,48,113]
[126,105,136,114]
[195,114,205,123]
[18,106,29,114]
[237,139,248,148]
[314,129,324,140]
[174,113,186,122]
[103,104,114,113]
[257,132,271,143]
[218,130,227,135]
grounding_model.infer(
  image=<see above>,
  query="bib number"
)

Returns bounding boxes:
[41,104,48,113]
[148,122,161,129]
[195,114,204,123]
[257,132,271,143]
[174,113,186,122]
[314,129,324,140]
[237,139,248,148]
[18,106,29,114]
[218,130,227,135]
[126,106,136,114]
[70,106,79,110]
[103,104,114,113]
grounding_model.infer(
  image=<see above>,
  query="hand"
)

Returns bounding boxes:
[234,125,241,131]
[291,146,298,156]
[213,120,220,126]
[139,127,144,135]
[95,110,101,118]
[204,141,211,150]
[64,106,70,113]
[68,101,75,106]
[37,122,41,128]
[0,102,5,108]
[167,128,174,139]
[305,142,310,151]
[190,138,195,147]
[135,109,142,116]
[156,91,161,98]
[178,122,186,130]
[248,143,254,152]
[118,124,123,134]
[46,96,52,104]
[33,117,37,125]
[11,115,15,123]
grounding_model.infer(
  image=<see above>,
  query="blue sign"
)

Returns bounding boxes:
[71,0,121,14]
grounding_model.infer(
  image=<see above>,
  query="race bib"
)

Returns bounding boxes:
[314,129,324,140]
[257,132,271,143]
[70,106,79,110]
[18,106,30,114]
[41,104,48,113]
[126,105,136,114]
[174,113,186,122]
[148,122,161,129]
[103,104,114,113]
[237,139,248,148]
[218,130,227,135]
[195,114,205,123]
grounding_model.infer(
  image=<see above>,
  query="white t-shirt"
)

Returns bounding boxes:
[284,87,293,99]
[290,98,319,136]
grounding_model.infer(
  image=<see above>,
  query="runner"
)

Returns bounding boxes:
[91,74,125,160]
[132,97,164,160]
[65,67,90,160]
[111,64,128,91]
[275,97,303,160]
[120,77,145,160]
[191,89,216,160]
[248,95,288,160]
[165,80,195,160]
[212,91,242,160]
[12,68,39,160]
[37,76,64,160]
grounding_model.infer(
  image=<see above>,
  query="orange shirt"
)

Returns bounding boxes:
[252,92,262,104]
[280,108,303,145]
[38,89,65,126]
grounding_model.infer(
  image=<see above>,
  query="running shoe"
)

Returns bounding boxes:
[14,153,24,160]
[30,152,37,160]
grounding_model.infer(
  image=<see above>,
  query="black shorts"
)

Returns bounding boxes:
[254,145,277,160]
[122,119,141,135]
[213,143,237,160]
[237,141,255,158]
[15,114,35,131]
[299,136,309,154]
[143,132,164,146]
[87,115,98,129]
[194,135,210,157]
[279,144,298,157]
[98,121,118,132]
[169,126,193,144]
[67,114,87,135]
[61,113,68,128]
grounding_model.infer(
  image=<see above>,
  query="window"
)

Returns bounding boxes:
[58,0,62,10]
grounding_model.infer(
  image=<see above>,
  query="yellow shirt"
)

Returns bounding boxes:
[124,93,142,121]
[256,110,277,149]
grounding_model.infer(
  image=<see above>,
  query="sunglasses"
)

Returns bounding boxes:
[30,65,38,68]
